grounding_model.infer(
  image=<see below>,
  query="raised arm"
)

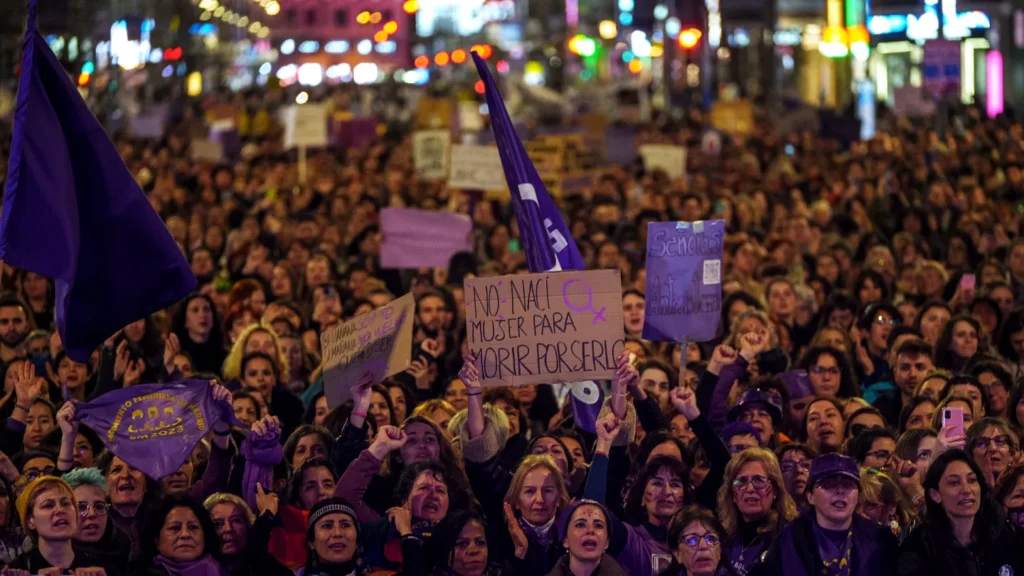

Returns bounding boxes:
[336,425,408,521]
[460,353,484,439]
[56,402,78,473]
[241,415,284,511]
[671,386,729,510]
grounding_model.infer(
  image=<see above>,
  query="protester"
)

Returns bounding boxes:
[63,467,131,576]
[660,506,737,576]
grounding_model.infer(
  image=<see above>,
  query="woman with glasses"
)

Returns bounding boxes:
[894,429,937,514]
[851,303,902,388]
[992,463,1024,528]
[798,348,859,400]
[896,450,1024,576]
[63,467,131,575]
[849,428,898,474]
[754,454,897,576]
[776,444,816,509]
[7,476,120,574]
[716,448,797,575]
[965,418,1019,488]
[660,506,737,576]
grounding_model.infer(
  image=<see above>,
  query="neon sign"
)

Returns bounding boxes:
[867,11,990,38]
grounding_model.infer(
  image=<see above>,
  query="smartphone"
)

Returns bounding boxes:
[785,144,795,156]
[960,273,976,292]
[508,239,521,253]
[943,407,965,437]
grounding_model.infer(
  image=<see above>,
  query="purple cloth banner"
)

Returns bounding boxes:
[472,53,601,431]
[379,208,473,269]
[74,380,237,480]
[643,221,726,343]
[0,0,197,362]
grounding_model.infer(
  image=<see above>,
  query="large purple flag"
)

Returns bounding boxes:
[74,380,238,480]
[472,53,601,431]
[0,0,196,362]
[643,221,726,342]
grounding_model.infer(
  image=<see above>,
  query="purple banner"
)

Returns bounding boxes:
[74,380,237,480]
[380,208,473,269]
[643,221,725,343]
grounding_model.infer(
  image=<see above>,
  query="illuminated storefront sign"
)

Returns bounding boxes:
[867,11,990,39]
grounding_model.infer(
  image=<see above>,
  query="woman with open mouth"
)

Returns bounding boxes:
[896,450,1024,576]
[298,497,364,576]
[547,500,624,576]
[7,476,118,574]
[965,418,1019,488]
[203,490,291,576]
[63,467,132,576]
[754,453,898,576]
[662,506,737,576]
[140,494,229,576]
[716,448,798,575]
[336,424,469,572]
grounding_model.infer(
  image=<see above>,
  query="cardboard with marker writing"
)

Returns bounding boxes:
[320,293,415,408]
[464,270,625,387]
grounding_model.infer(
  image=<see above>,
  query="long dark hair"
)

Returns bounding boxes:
[624,456,693,526]
[921,449,1004,546]
[171,293,224,347]
[141,495,223,564]
[798,346,861,398]
[934,315,983,371]
[425,505,491,573]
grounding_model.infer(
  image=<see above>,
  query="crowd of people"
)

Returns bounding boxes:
[0,88,1022,576]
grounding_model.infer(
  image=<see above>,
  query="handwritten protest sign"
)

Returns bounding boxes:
[321,293,415,408]
[448,144,507,191]
[283,104,328,149]
[380,208,473,268]
[413,130,451,180]
[191,139,224,163]
[639,144,686,179]
[643,221,725,343]
[465,270,625,386]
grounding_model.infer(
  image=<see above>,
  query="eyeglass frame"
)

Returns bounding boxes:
[77,501,110,516]
[681,533,721,549]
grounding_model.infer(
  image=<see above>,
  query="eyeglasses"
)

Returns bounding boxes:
[732,475,772,491]
[974,435,1011,450]
[865,450,893,463]
[810,365,841,376]
[682,534,721,548]
[78,502,109,516]
[780,461,812,474]
[24,467,55,482]
[875,315,898,327]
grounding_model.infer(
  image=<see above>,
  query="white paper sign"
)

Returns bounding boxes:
[413,130,451,181]
[447,145,506,191]
[639,144,687,179]
[191,139,224,163]
[283,104,328,149]
[458,101,484,132]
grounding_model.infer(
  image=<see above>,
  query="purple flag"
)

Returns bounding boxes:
[74,380,237,480]
[380,208,473,269]
[472,53,601,431]
[0,0,197,362]
[643,221,726,343]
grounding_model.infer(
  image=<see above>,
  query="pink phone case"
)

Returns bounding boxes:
[943,407,965,437]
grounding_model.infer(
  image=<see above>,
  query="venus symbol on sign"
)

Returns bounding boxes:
[562,279,606,324]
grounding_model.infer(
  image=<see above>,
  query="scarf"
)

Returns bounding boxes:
[306,559,357,576]
[519,514,558,548]
[811,522,853,576]
[154,553,226,576]
[1008,507,1024,529]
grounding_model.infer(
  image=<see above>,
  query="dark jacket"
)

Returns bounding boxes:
[227,512,294,576]
[545,554,627,576]
[10,546,125,576]
[73,521,132,576]
[896,519,1024,576]
[753,513,898,576]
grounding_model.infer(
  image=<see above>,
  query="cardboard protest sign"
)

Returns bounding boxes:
[413,130,451,180]
[283,104,328,149]
[191,139,224,163]
[464,270,625,386]
[380,208,473,269]
[321,293,415,408]
[643,221,726,343]
[639,144,686,179]
[448,145,507,191]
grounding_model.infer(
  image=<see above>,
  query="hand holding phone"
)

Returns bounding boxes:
[942,407,965,439]
[960,273,976,292]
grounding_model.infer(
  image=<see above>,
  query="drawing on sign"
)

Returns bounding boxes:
[413,130,451,180]
[464,270,624,386]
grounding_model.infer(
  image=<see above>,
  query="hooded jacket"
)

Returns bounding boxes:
[752,512,897,576]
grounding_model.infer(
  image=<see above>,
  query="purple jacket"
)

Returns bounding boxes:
[335,449,385,522]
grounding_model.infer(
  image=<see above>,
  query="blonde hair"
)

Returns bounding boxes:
[411,399,457,423]
[222,324,289,380]
[504,455,570,513]
[203,492,255,525]
[716,448,797,536]
[726,309,779,349]
[20,478,77,538]
[858,468,917,528]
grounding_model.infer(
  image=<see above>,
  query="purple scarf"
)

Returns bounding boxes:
[519,515,557,548]
[241,426,283,511]
[154,554,227,576]
[811,522,853,576]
